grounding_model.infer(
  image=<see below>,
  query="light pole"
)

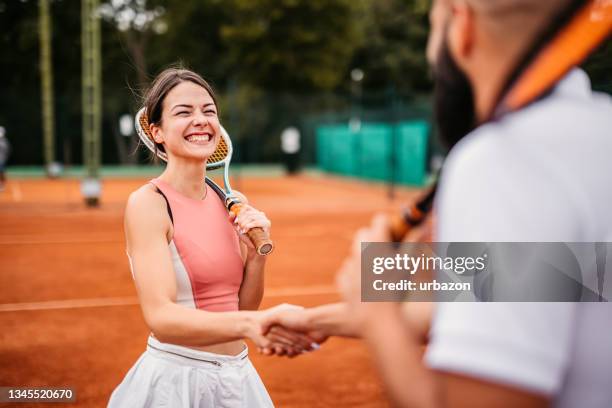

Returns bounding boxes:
[81,0,102,207]
[39,0,59,177]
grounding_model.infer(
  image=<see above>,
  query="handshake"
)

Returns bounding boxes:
[246,304,331,358]
[243,213,401,357]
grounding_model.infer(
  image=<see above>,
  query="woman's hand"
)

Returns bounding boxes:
[230,204,271,258]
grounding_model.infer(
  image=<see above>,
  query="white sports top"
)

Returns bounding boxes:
[426,69,612,407]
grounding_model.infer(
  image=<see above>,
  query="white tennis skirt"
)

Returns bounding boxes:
[108,336,274,408]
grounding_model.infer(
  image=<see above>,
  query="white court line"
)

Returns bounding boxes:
[0,285,338,312]
[266,285,337,297]
[0,237,121,245]
[11,181,22,202]
[0,296,139,312]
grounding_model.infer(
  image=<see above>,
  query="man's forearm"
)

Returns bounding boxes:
[361,304,439,408]
[304,303,362,338]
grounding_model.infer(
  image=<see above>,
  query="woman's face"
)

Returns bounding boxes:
[151,81,220,162]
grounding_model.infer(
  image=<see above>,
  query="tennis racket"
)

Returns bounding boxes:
[135,107,274,256]
[389,183,436,242]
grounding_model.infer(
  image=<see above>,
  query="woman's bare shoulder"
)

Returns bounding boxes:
[125,183,168,227]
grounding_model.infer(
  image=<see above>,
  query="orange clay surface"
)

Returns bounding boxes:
[0,174,421,407]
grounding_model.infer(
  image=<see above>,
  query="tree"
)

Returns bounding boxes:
[350,0,432,93]
[220,0,364,91]
[98,0,166,163]
[148,0,232,85]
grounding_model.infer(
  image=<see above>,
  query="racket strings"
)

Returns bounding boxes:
[139,113,152,140]
[139,110,229,164]
[208,138,229,164]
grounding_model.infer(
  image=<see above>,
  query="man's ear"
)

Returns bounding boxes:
[448,0,475,61]
[426,0,451,66]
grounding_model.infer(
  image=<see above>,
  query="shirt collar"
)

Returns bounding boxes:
[551,68,592,100]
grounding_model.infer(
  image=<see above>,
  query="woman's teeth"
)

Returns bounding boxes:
[186,134,211,143]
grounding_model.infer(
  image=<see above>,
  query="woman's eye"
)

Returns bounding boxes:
[177,111,189,116]
[205,110,216,115]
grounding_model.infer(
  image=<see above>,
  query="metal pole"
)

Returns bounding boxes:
[388,86,398,200]
[92,0,102,176]
[39,0,56,176]
[81,0,102,206]
[228,78,242,192]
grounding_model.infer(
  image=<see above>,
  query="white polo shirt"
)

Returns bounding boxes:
[426,69,612,407]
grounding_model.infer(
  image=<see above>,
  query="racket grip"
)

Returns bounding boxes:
[390,184,437,242]
[389,205,426,242]
[227,199,274,256]
[389,212,412,242]
[246,227,274,256]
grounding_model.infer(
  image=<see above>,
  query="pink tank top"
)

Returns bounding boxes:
[150,178,244,312]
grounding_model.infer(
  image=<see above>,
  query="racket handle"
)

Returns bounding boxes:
[389,212,413,242]
[246,227,274,256]
[227,199,275,256]
[389,184,437,242]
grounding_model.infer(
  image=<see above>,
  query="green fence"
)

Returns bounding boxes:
[316,120,429,186]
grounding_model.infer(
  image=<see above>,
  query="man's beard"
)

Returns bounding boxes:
[433,40,476,150]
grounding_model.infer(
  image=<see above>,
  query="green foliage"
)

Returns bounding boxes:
[2,0,610,165]
[146,0,232,84]
[219,0,363,91]
[350,0,432,93]
[582,40,612,94]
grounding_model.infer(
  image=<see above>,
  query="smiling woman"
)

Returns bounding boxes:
[107,68,316,408]
[149,84,220,161]
[142,70,220,160]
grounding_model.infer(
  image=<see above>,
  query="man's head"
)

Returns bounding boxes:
[427,0,571,149]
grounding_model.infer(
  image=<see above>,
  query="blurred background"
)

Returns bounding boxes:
[3,0,432,176]
[0,1,611,406]
[1,0,610,183]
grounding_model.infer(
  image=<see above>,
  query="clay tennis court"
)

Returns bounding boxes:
[0,173,421,407]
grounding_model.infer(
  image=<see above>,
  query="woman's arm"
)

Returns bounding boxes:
[229,198,270,311]
[125,187,268,348]
[238,254,266,310]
